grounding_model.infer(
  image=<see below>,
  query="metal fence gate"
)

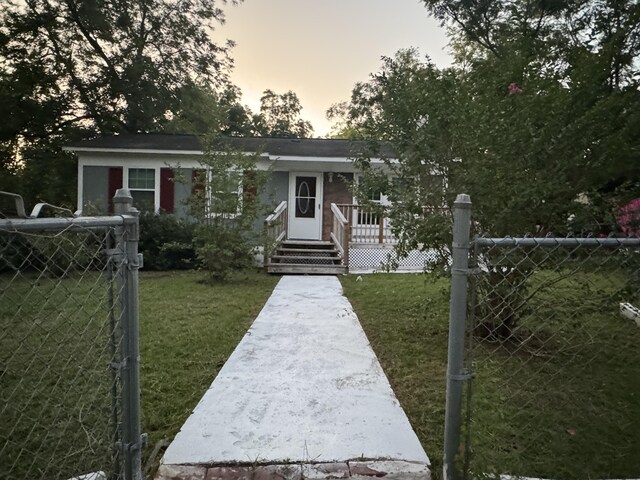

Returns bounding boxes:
[0,189,144,480]
[444,194,640,480]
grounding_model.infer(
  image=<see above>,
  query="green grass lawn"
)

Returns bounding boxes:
[1,270,120,480]
[0,269,279,480]
[341,274,450,477]
[4,267,639,480]
[341,271,640,480]
[139,270,280,473]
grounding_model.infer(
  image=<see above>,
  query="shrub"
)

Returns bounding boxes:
[190,142,271,282]
[195,222,255,282]
[138,212,198,271]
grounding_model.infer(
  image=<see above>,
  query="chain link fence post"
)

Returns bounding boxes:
[113,188,144,480]
[443,193,472,480]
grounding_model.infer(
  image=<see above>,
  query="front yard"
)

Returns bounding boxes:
[342,272,640,480]
[3,269,638,479]
[138,272,450,476]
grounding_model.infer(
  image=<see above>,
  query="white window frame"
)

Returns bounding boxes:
[203,167,244,219]
[125,167,160,213]
[353,173,392,206]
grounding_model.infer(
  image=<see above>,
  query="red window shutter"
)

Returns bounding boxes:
[160,168,174,213]
[243,170,257,205]
[108,167,123,214]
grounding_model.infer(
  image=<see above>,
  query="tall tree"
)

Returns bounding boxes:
[334,0,640,250]
[164,85,315,138]
[333,6,640,343]
[164,83,254,137]
[251,89,314,138]
[1,0,238,135]
[0,0,238,207]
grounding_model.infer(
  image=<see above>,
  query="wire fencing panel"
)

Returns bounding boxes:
[463,237,640,479]
[0,213,140,480]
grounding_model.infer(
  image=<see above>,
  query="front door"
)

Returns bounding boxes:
[288,172,323,240]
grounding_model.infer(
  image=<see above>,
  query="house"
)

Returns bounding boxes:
[65,134,435,273]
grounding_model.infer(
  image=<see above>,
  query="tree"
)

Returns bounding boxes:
[335,1,640,244]
[1,0,238,135]
[251,89,314,138]
[190,140,271,281]
[419,0,640,217]
[164,83,254,136]
[0,0,239,207]
[333,1,640,339]
[165,85,316,138]
[326,102,369,139]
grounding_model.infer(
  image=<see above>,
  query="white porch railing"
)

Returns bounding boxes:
[330,203,350,266]
[265,201,287,264]
[336,204,396,244]
[331,203,441,273]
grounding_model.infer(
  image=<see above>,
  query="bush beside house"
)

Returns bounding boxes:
[138,212,198,271]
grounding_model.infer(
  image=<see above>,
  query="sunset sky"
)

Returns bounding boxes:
[218,0,452,136]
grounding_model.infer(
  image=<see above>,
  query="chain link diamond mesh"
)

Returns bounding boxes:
[0,220,128,480]
[463,236,640,479]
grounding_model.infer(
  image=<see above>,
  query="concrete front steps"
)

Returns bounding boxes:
[267,240,347,275]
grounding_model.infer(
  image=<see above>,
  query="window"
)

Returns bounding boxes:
[355,175,388,225]
[128,168,156,212]
[359,183,382,226]
[294,176,317,219]
[366,188,383,203]
[209,171,242,218]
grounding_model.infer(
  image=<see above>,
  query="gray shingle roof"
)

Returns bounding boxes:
[67,134,201,151]
[67,134,395,158]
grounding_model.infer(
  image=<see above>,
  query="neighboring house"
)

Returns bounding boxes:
[65,134,435,273]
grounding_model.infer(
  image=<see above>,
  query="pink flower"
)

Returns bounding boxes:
[508,83,523,95]
[618,198,640,237]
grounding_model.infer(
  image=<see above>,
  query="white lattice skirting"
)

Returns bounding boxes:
[348,244,438,274]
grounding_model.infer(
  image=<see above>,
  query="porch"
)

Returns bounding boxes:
[265,202,433,274]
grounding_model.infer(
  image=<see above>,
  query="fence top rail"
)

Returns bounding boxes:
[0,215,137,233]
[473,236,640,248]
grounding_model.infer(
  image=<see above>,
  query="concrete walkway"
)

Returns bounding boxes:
[157,276,430,480]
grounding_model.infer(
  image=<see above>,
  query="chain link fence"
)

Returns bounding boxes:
[444,194,640,480]
[0,190,144,480]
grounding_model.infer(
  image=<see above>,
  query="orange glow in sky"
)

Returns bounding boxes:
[218,0,451,137]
